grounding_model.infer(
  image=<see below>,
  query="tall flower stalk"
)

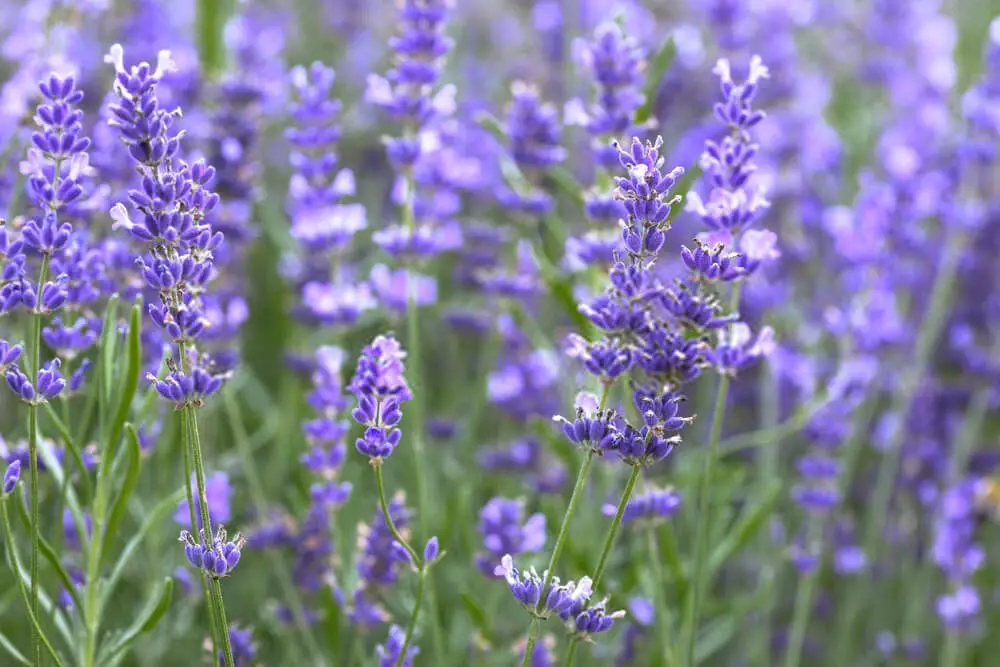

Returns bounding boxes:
[105,44,241,666]
[682,55,774,667]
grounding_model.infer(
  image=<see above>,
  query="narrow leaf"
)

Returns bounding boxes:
[97,293,121,412]
[100,577,173,663]
[13,497,85,616]
[107,298,143,464]
[547,165,586,207]
[460,592,493,642]
[634,37,677,126]
[473,110,506,144]
[708,483,782,573]
[0,631,31,665]
[99,424,143,571]
[103,489,185,602]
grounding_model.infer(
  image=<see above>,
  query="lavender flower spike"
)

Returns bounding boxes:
[3,460,20,495]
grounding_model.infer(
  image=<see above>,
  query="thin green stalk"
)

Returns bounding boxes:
[538,451,596,604]
[862,231,965,555]
[195,0,226,77]
[374,464,421,566]
[2,499,63,667]
[187,405,235,667]
[399,171,443,664]
[520,618,540,667]
[564,465,642,666]
[647,528,675,666]
[782,520,821,667]
[394,567,427,667]
[26,407,41,667]
[899,386,991,649]
[224,392,322,665]
[682,372,732,667]
[28,251,50,666]
[751,365,780,665]
[841,231,966,657]
[178,406,221,666]
[374,462,428,667]
[591,465,641,591]
[940,631,961,667]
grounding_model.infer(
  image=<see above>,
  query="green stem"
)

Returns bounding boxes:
[520,618,540,667]
[782,521,821,667]
[564,465,642,666]
[393,566,427,667]
[195,0,226,77]
[28,251,50,666]
[374,464,422,567]
[591,465,641,591]
[223,392,321,665]
[647,528,675,666]
[842,231,966,657]
[178,407,221,665]
[400,171,443,664]
[562,639,579,667]
[536,451,595,608]
[683,372,732,667]
[186,405,235,667]
[2,499,64,667]
[940,631,961,667]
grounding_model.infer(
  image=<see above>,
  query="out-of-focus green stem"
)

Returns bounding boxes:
[683,282,742,667]
[27,252,50,666]
[2,498,64,666]
[837,231,967,665]
[224,391,320,665]
[196,0,226,77]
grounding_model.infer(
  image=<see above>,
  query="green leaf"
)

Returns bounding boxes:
[547,165,586,207]
[707,482,782,573]
[0,631,31,665]
[99,424,143,572]
[473,110,506,144]
[693,615,738,664]
[634,36,677,126]
[107,298,143,464]
[98,294,121,412]
[499,155,533,196]
[103,488,185,603]
[100,577,173,664]
[460,592,493,642]
[13,496,86,616]
[43,402,92,500]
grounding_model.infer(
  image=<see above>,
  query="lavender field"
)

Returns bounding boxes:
[0,0,998,665]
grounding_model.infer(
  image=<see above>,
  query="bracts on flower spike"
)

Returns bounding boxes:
[180,526,247,579]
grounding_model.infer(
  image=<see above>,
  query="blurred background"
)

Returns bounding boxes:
[1,0,1000,666]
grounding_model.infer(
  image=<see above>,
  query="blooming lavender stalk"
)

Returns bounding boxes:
[349,334,440,667]
[6,71,89,663]
[682,55,774,667]
[104,44,237,667]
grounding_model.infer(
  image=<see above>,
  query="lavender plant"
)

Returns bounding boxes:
[0,3,998,667]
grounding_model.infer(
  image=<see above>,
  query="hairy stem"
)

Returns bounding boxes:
[564,464,642,665]
[2,498,64,666]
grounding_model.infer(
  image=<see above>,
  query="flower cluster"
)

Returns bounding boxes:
[476,497,546,575]
[105,44,229,402]
[350,335,413,460]
[567,21,646,226]
[179,525,247,579]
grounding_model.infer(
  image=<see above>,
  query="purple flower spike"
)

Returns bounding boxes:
[178,525,246,579]
[423,536,440,564]
[574,598,626,636]
[0,339,22,371]
[3,460,21,495]
[376,624,419,667]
